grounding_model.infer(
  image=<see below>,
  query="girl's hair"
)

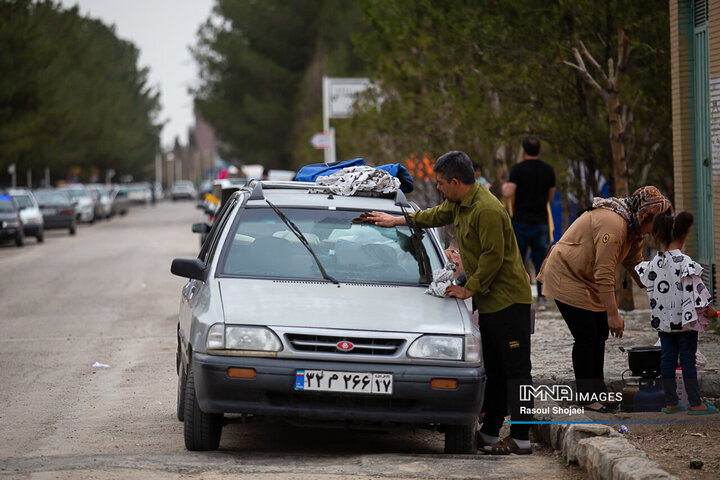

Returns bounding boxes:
[651,211,694,247]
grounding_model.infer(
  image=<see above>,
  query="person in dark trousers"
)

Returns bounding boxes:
[366,151,534,455]
[502,137,555,308]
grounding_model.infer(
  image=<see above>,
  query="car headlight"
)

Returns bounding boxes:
[4,220,20,228]
[206,324,282,352]
[407,335,463,360]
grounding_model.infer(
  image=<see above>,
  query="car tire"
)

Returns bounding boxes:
[36,228,44,243]
[183,363,222,451]
[176,350,186,422]
[444,421,477,454]
[69,222,77,235]
[15,230,24,247]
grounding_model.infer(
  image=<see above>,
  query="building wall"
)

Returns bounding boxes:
[670,0,719,298]
[670,0,697,257]
[710,0,720,297]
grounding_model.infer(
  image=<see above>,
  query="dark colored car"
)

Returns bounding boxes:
[33,190,77,235]
[0,194,24,247]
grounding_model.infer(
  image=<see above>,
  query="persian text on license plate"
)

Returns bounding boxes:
[295,369,393,395]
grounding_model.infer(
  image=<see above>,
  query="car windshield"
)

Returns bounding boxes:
[34,191,70,206]
[12,195,33,208]
[220,207,441,284]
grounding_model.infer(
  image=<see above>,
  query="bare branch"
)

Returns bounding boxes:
[577,40,609,85]
[563,56,606,97]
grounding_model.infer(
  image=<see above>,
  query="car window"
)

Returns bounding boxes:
[12,195,33,208]
[219,207,441,284]
[198,196,240,265]
[0,197,16,212]
[34,191,71,206]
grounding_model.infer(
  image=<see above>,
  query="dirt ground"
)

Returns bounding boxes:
[625,422,720,479]
[604,401,720,479]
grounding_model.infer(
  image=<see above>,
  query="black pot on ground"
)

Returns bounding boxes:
[622,346,662,377]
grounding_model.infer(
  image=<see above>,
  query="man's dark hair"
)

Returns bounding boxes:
[433,151,475,185]
[522,136,541,157]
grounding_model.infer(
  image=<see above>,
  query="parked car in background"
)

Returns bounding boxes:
[86,184,113,219]
[127,183,152,205]
[110,186,130,217]
[8,188,44,242]
[33,189,76,235]
[170,180,197,201]
[58,185,95,223]
[171,181,485,453]
[0,193,24,247]
[197,179,213,201]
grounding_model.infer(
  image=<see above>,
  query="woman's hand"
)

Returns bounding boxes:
[608,313,625,338]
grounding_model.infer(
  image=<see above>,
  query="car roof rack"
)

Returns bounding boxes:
[246,179,411,207]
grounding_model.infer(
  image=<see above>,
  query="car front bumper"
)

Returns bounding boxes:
[0,227,20,240]
[192,353,485,425]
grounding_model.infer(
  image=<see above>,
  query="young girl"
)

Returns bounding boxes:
[635,212,718,414]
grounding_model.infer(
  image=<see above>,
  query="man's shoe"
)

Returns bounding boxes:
[488,436,532,455]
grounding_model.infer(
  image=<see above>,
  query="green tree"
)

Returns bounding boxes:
[0,0,162,185]
[192,0,366,171]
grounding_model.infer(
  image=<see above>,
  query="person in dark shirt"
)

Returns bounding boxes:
[502,137,556,307]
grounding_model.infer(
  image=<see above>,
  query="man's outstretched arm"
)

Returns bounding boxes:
[364,211,407,227]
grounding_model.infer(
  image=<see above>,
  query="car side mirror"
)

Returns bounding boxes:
[171,258,206,280]
[196,204,205,210]
[192,223,211,234]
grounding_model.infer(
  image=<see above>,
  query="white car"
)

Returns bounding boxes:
[58,185,96,223]
[9,188,44,242]
[171,181,485,453]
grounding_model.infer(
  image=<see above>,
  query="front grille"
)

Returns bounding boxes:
[286,333,404,356]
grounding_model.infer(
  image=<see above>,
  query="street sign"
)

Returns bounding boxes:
[325,78,371,118]
[310,132,331,149]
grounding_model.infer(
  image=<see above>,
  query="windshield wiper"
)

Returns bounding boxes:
[399,205,432,284]
[265,200,339,285]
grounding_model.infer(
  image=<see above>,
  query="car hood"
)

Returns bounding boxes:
[0,212,19,221]
[218,278,468,335]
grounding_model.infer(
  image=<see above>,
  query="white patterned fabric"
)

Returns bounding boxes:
[635,250,713,332]
[311,166,401,196]
[425,263,458,297]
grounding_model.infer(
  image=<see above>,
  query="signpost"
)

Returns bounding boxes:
[318,76,371,164]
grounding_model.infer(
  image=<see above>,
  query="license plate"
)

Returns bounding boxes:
[41,208,56,215]
[295,369,393,395]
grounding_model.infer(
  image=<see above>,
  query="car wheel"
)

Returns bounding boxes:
[36,228,44,243]
[444,421,477,454]
[69,222,77,235]
[176,349,186,422]
[15,230,25,247]
[183,363,222,451]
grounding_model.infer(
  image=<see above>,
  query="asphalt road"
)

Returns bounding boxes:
[0,201,582,479]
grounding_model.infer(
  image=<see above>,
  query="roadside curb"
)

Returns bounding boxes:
[531,401,681,480]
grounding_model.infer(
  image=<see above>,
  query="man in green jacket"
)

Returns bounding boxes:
[366,150,534,455]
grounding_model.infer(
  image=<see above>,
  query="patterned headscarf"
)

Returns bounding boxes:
[591,186,671,236]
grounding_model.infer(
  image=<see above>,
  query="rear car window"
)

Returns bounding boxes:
[34,191,70,206]
[220,207,441,284]
[0,196,16,212]
[12,195,33,208]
